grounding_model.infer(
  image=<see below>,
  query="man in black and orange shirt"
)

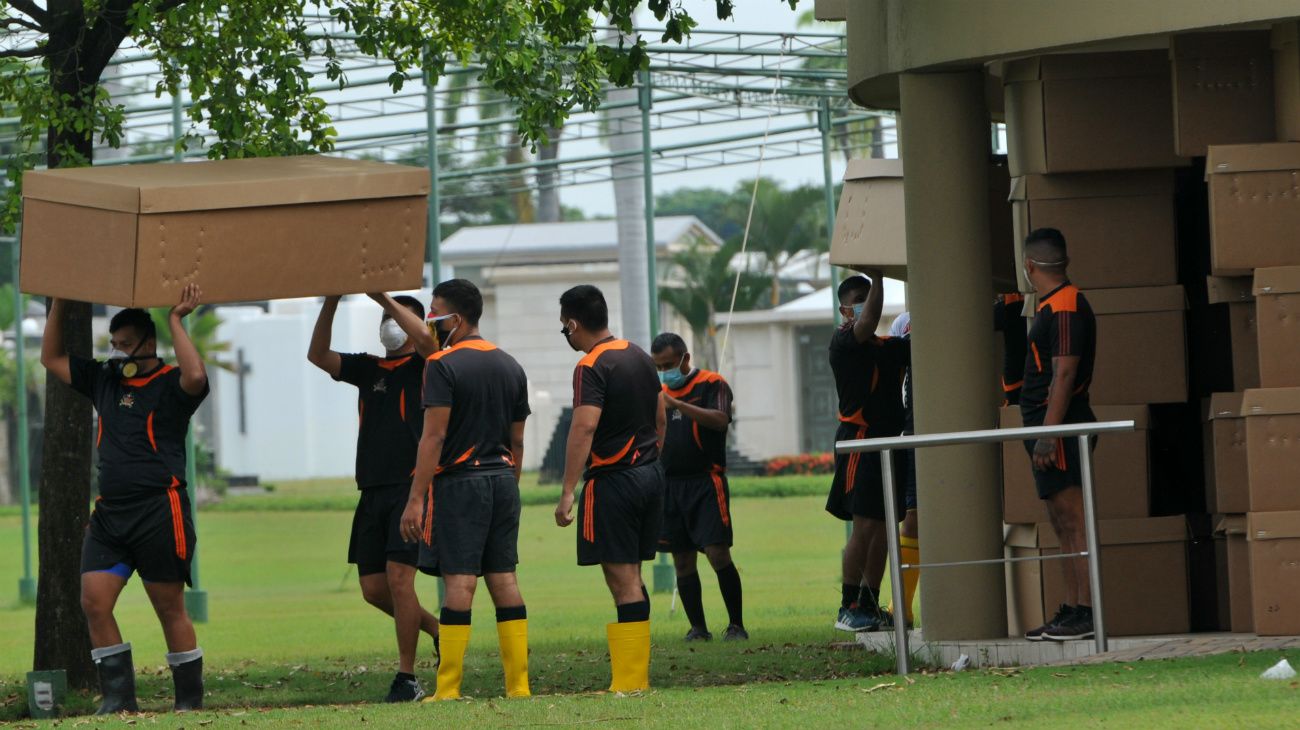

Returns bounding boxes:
[826,269,910,633]
[308,292,441,702]
[554,284,664,694]
[1018,227,1098,642]
[993,292,1028,405]
[43,286,208,714]
[650,332,746,642]
[395,278,532,701]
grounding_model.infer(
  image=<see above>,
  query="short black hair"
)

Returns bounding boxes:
[837,275,871,306]
[432,279,483,325]
[387,295,426,321]
[651,332,687,357]
[109,308,156,342]
[1024,227,1068,269]
[560,285,609,332]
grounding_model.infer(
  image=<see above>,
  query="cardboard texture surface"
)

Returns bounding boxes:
[1206,143,1300,275]
[830,158,1016,288]
[1246,510,1300,635]
[1171,31,1276,157]
[1206,393,1250,515]
[1242,387,1300,512]
[1206,276,1260,389]
[1253,267,1300,387]
[1216,515,1253,633]
[21,156,429,307]
[1004,51,1184,176]
[1274,22,1300,142]
[1010,516,1191,637]
[1003,523,1058,637]
[1086,286,1188,405]
[1000,405,1151,523]
[1009,171,1177,289]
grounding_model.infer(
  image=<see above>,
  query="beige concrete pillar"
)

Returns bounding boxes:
[899,71,1006,641]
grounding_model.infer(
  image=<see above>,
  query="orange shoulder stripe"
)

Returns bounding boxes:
[123,364,175,388]
[426,338,499,362]
[578,339,629,368]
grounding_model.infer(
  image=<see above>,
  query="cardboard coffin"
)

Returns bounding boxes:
[1215,515,1253,633]
[1274,21,1300,142]
[1246,510,1300,636]
[1206,275,1259,391]
[1205,393,1249,515]
[1004,51,1184,176]
[1171,31,1276,157]
[1206,143,1300,276]
[1000,405,1151,524]
[21,155,430,307]
[1241,387,1300,512]
[1253,266,1300,388]
[1086,285,1188,405]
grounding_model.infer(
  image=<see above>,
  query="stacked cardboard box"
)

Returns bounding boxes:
[1204,139,1300,635]
[1000,50,1196,637]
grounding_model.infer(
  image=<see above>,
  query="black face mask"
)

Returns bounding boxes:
[427,314,460,350]
[560,324,580,353]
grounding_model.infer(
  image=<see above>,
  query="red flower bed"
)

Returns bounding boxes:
[764,452,834,476]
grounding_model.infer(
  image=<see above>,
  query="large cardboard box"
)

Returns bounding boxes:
[1171,31,1276,157]
[1003,523,1060,637]
[1086,286,1188,405]
[1205,393,1249,515]
[1246,510,1300,636]
[1253,267,1300,388]
[1216,515,1253,633]
[1242,387,1300,512]
[1004,51,1184,176]
[1274,21,1300,142]
[1206,276,1259,391]
[20,156,429,307]
[829,158,1017,289]
[1010,171,1176,290]
[1206,143,1300,276]
[1043,516,1191,636]
[1000,405,1151,524]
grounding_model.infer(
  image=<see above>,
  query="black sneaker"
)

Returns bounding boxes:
[1042,606,1094,641]
[722,624,749,641]
[684,626,714,642]
[869,608,900,632]
[1025,604,1073,642]
[385,674,426,703]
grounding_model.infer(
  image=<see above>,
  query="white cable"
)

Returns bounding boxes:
[718,35,790,374]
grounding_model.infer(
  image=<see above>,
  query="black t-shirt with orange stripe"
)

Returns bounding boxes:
[661,369,733,478]
[1021,282,1096,422]
[828,326,911,437]
[69,356,208,501]
[337,352,424,489]
[422,336,530,476]
[993,292,1029,405]
[572,337,661,479]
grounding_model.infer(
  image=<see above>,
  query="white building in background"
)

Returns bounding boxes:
[715,281,905,460]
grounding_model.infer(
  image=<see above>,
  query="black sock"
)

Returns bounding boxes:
[859,585,880,611]
[842,583,860,609]
[616,600,651,623]
[496,605,527,623]
[715,563,743,628]
[440,607,472,626]
[676,572,707,629]
[396,671,416,681]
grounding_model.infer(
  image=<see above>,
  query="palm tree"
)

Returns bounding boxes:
[659,238,768,369]
[148,307,235,373]
[733,179,826,307]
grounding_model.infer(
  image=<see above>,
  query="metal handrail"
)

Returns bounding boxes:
[835,419,1137,674]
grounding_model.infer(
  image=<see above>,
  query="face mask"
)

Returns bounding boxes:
[379,319,408,351]
[658,355,688,388]
[107,340,150,378]
[852,303,865,319]
[560,321,580,352]
[427,313,459,350]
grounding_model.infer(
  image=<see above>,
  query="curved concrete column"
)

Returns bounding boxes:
[900,70,1006,641]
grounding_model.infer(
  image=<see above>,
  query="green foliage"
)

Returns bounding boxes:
[731,178,826,306]
[658,236,766,369]
[147,307,234,373]
[0,0,774,234]
[656,186,745,240]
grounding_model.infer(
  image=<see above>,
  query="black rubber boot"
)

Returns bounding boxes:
[94,648,140,715]
[171,656,204,711]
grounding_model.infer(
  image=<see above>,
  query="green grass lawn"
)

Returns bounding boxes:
[1,484,1295,727]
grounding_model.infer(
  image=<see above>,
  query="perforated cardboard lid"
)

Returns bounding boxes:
[1241,387,1300,417]
[1215,515,1247,537]
[1206,143,1300,177]
[1253,266,1300,296]
[1033,515,1188,549]
[1206,276,1254,304]
[1085,285,1186,315]
[22,155,430,214]
[1247,511,1300,541]
[1008,170,1174,202]
[842,158,903,181]
[1208,392,1246,420]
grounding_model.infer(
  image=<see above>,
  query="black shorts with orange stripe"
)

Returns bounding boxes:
[81,489,195,586]
[418,470,520,577]
[1021,401,1097,500]
[577,460,665,566]
[657,471,733,553]
[349,483,419,575]
[825,422,907,522]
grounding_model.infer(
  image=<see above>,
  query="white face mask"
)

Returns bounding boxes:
[379,319,408,351]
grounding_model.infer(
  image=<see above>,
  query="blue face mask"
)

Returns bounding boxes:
[852,303,865,319]
[659,356,688,388]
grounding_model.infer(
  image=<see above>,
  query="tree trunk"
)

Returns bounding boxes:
[535,127,562,223]
[505,132,536,223]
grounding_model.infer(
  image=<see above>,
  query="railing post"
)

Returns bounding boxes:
[879,449,909,674]
[1078,433,1106,654]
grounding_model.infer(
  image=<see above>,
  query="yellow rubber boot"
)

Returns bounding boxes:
[430,623,471,701]
[887,534,921,625]
[496,619,531,698]
[605,621,650,693]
